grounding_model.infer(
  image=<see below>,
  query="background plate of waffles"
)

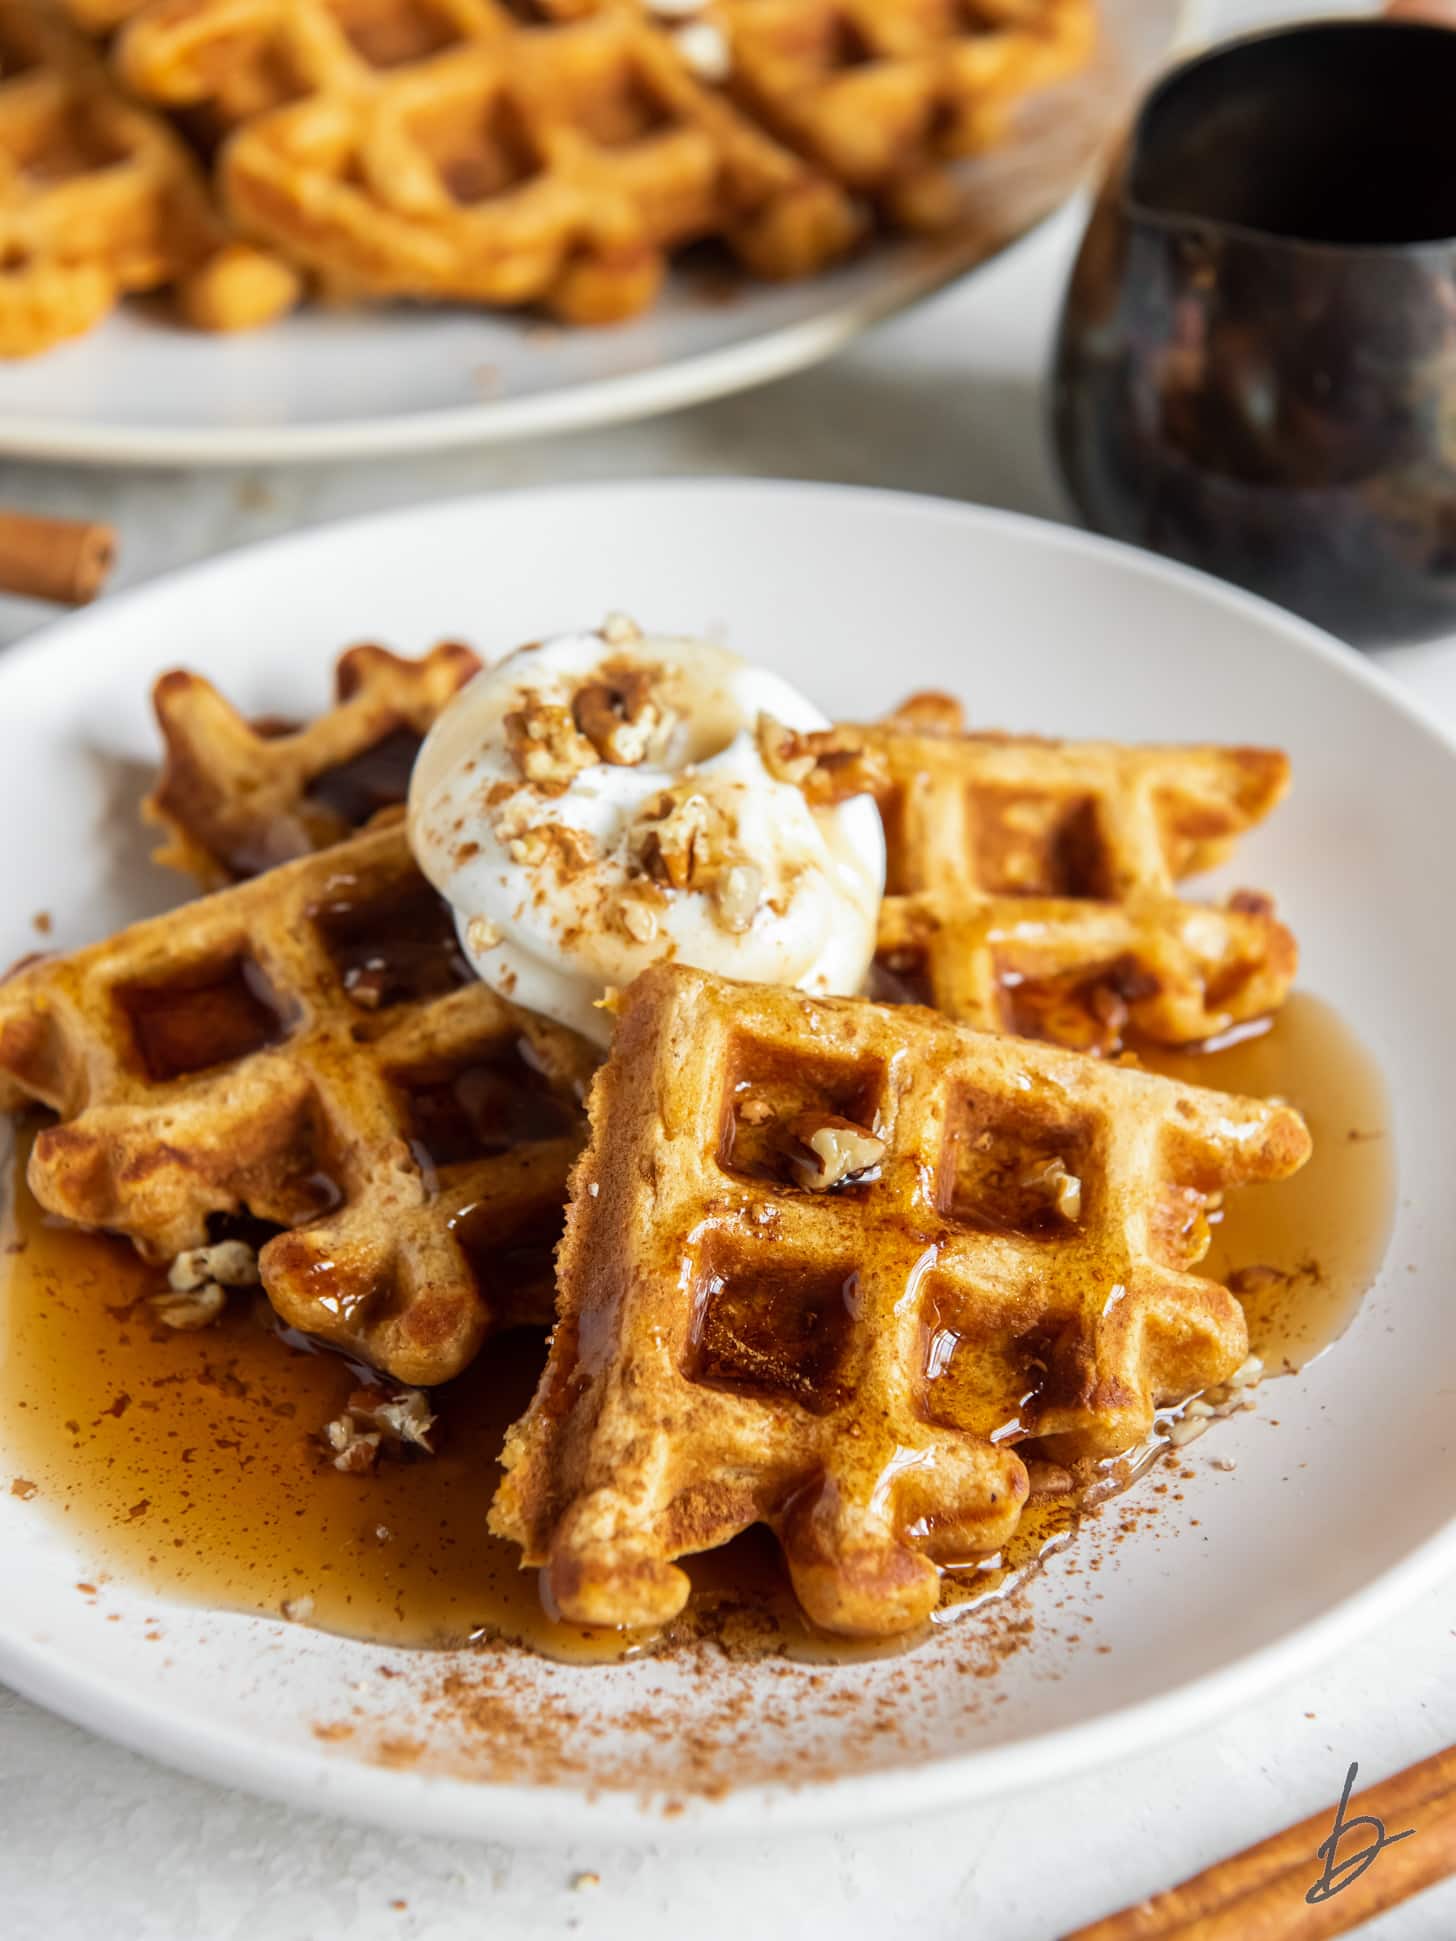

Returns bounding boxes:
[0,478,1451,1839]
[0,0,1181,464]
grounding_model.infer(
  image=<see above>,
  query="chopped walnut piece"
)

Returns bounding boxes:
[755,712,814,785]
[738,1094,774,1126]
[615,892,660,945]
[150,1282,228,1331]
[714,862,763,933]
[371,1388,437,1451]
[755,713,890,805]
[786,1112,886,1190]
[324,1416,381,1474]
[505,699,597,793]
[572,660,672,767]
[1019,1156,1083,1223]
[323,1386,437,1474]
[168,1239,259,1291]
[153,1240,258,1329]
[508,822,597,875]
[631,787,727,891]
[600,611,642,647]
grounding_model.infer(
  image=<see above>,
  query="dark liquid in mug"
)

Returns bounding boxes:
[1130,23,1456,246]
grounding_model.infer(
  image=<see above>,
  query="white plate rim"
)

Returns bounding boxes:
[0,479,1451,1843]
[0,220,1053,470]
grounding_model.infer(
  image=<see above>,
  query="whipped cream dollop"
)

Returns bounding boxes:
[407,617,886,1043]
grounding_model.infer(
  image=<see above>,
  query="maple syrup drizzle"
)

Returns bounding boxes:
[0,994,1393,1664]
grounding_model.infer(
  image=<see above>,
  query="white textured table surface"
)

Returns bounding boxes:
[3,3,1455,1933]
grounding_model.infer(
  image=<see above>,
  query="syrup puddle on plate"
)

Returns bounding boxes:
[0,993,1394,1665]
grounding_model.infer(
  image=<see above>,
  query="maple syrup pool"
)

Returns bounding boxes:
[0,994,1394,1663]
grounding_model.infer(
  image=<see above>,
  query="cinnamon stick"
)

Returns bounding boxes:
[0,509,117,604]
[1064,1745,1456,1940]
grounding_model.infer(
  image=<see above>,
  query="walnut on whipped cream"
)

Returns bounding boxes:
[713,861,764,934]
[505,699,598,793]
[630,786,767,936]
[507,822,598,875]
[630,784,727,891]
[572,659,674,767]
[615,886,663,945]
[510,649,677,785]
[407,624,887,1044]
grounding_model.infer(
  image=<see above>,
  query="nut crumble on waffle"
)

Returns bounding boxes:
[0,821,595,1385]
[491,963,1311,1638]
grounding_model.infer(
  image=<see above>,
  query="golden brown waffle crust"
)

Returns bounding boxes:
[492,962,1311,1639]
[145,639,481,886]
[848,696,1297,1050]
[0,0,299,356]
[106,0,1092,329]
[0,822,595,1385]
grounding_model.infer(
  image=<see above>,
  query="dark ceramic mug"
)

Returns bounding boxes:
[1051,20,1456,645]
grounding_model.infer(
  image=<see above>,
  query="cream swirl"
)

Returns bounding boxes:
[406,618,885,1043]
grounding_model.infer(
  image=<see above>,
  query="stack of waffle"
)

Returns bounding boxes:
[5,0,1096,350]
[0,643,1312,1638]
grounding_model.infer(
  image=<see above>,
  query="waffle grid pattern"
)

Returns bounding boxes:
[861,697,1296,1050]
[493,964,1310,1637]
[60,0,1097,324]
[0,822,594,1384]
[145,638,481,884]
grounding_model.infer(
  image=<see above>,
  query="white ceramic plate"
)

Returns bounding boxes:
[0,481,1450,1843]
[0,0,1178,467]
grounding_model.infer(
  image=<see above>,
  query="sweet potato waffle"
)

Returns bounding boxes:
[41,0,1095,338]
[0,821,595,1385]
[224,8,872,323]
[493,963,1311,1637]
[0,0,298,354]
[668,0,1098,229]
[145,638,481,885]
[846,693,1297,1052]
